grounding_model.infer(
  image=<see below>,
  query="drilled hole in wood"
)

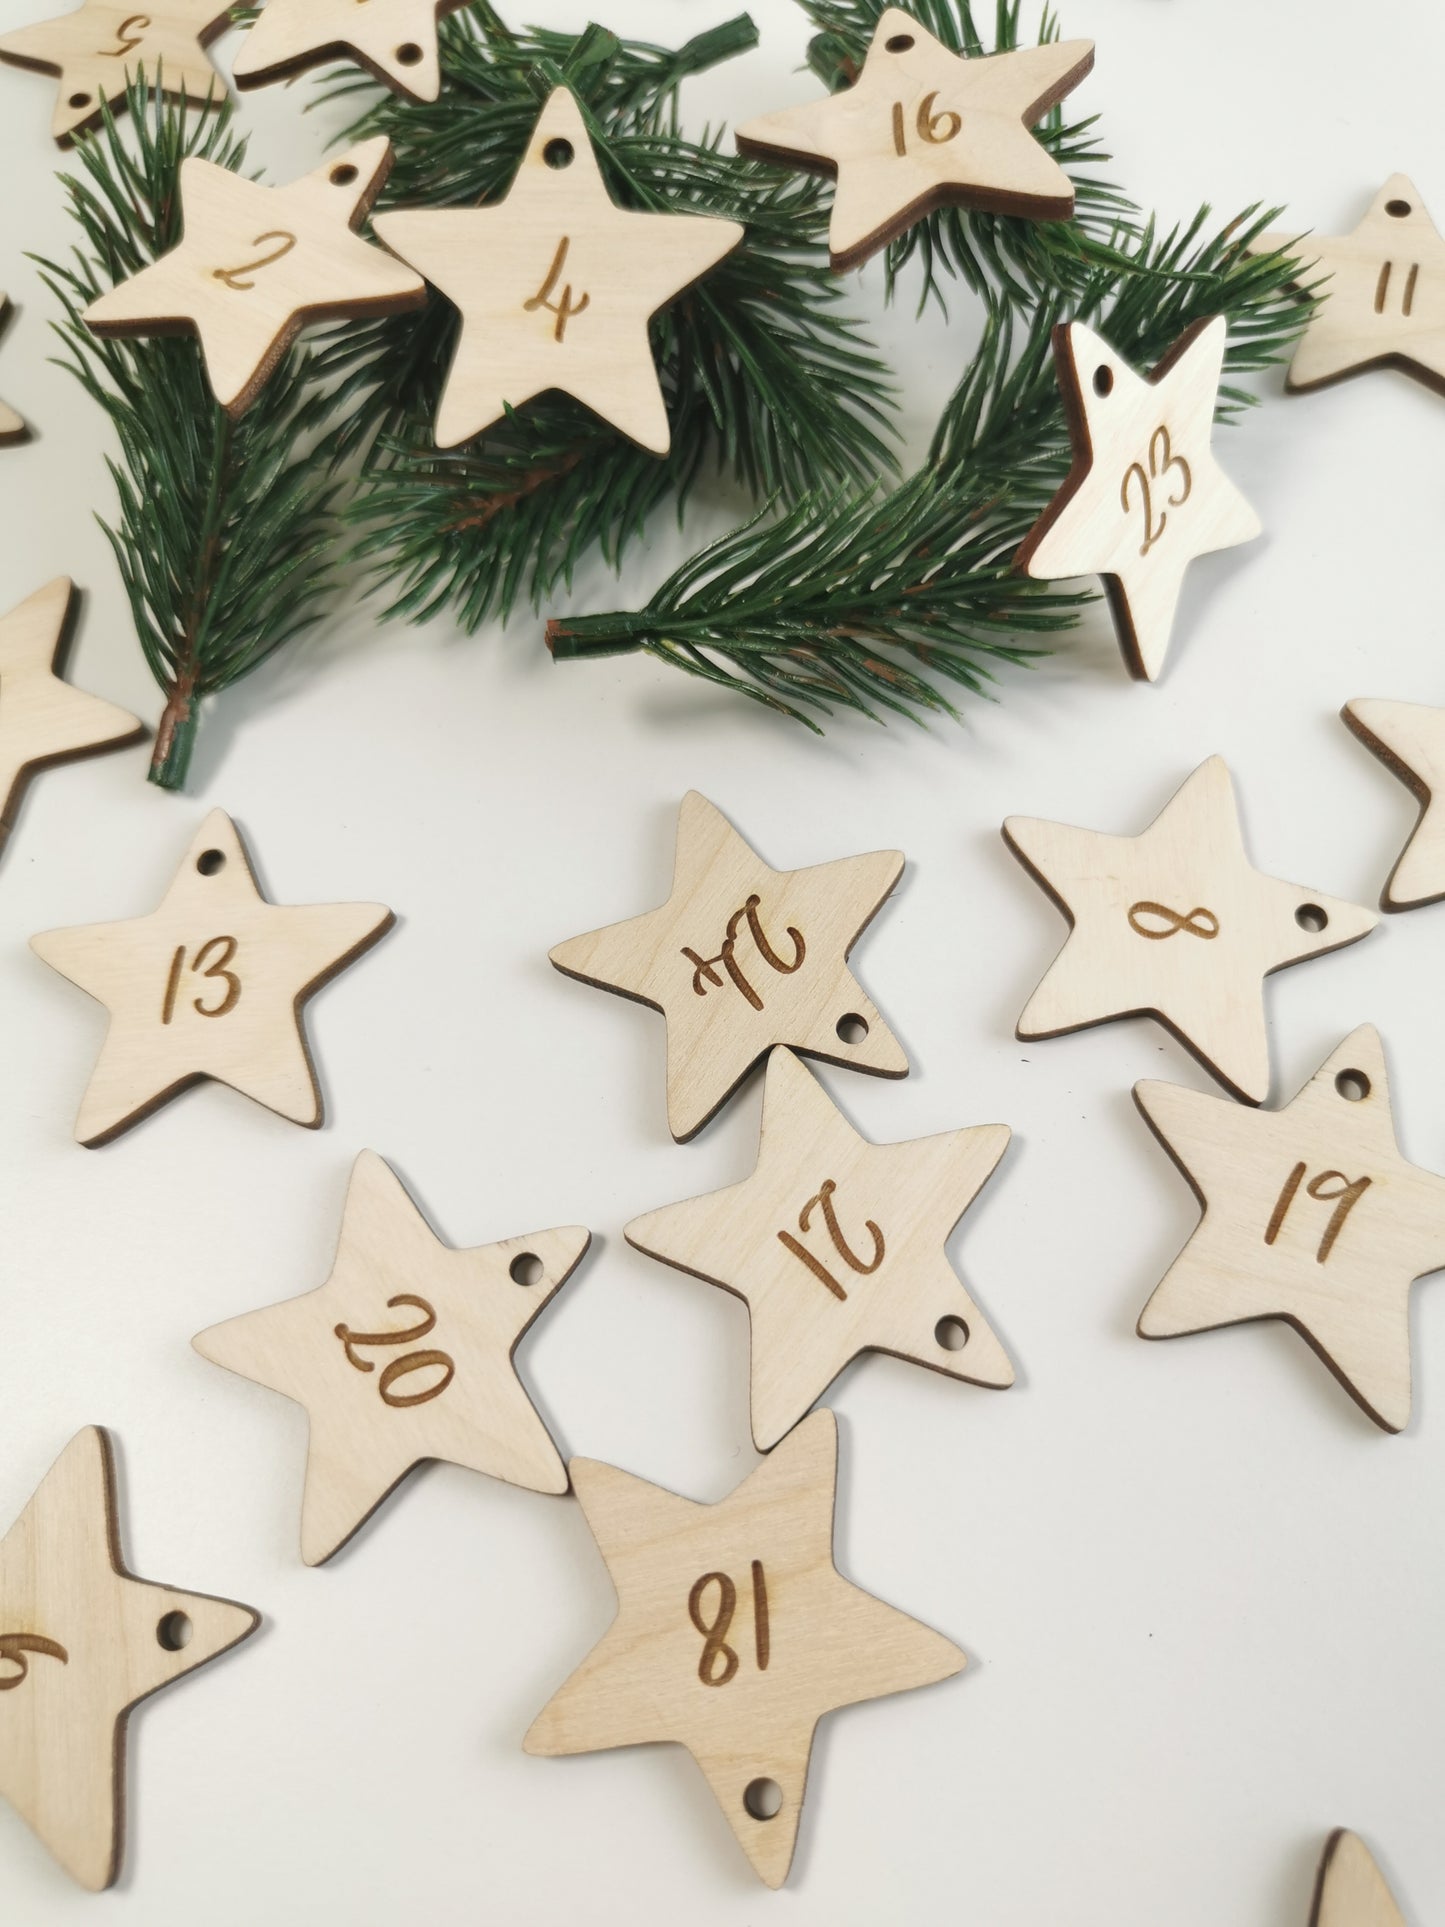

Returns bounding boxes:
[1093,366,1113,397]
[509,1252,544,1287]
[196,849,225,876]
[935,1315,970,1352]
[835,1013,869,1046]
[1335,1069,1371,1102]
[69,92,91,108]
[395,41,422,64]
[543,138,575,169]
[330,163,359,186]
[1386,199,1412,217]
[885,33,915,50]
[156,1611,192,1651]
[743,1777,783,1821]
[1295,903,1327,933]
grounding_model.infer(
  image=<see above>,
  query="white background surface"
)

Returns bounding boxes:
[0,1,1443,1920]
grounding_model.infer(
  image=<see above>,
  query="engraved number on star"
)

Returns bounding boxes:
[682,897,806,1012]
[688,1561,771,1686]
[890,92,962,155]
[99,13,150,56]
[1264,1164,1373,1264]
[1375,260,1420,317]
[213,232,298,293]
[1120,425,1192,556]
[777,1179,885,1303]
[1126,901,1220,942]
[334,1293,456,1408]
[0,1634,69,1691]
[161,936,241,1024]
[524,237,591,343]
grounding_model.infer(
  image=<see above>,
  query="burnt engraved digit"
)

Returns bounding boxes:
[915,91,961,143]
[1126,901,1220,942]
[377,1349,456,1408]
[1264,1164,1371,1262]
[213,231,298,293]
[689,1572,739,1687]
[1264,1162,1308,1247]
[682,896,806,1013]
[190,934,241,1018]
[801,1178,885,1275]
[0,1633,69,1691]
[891,100,907,155]
[99,12,150,55]
[752,1560,770,1673]
[1122,425,1191,555]
[334,1293,439,1372]
[524,236,591,343]
[161,943,186,1025]
[777,1229,848,1301]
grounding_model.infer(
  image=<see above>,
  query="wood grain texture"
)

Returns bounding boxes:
[0,1426,258,1889]
[525,1409,964,1888]
[550,790,907,1142]
[1003,756,1377,1104]
[31,807,394,1145]
[233,0,469,104]
[1135,1025,1445,1433]
[84,138,425,418]
[0,0,230,145]
[0,578,142,837]
[626,1046,1014,1450]
[193,1150,590,1565]
[1343,696,1445,909]
[0,293,24,443]
[736,6,1092,271]
[1014,316,1260,681]
[1312,1830,1407,1927]
[375,88,743,453]
[1252,175,1445,395]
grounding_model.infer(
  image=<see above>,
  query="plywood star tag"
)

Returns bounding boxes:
[193,1151,591,1565]
[1136,1026,1445,1432]
[1252,176,1445,395]
[233,0,467,104]
[1312,1831,1407,1927]
[1344,697,1445,909]
[0,1427,258,1889]
[550,791,907,1141]
[84,139,425,418]
[0,579,142,838]
[31,808,394,1145]
[0,293,24,443]
[0,0,230,145]
[627,1048,1014,1449]
[1015,317,1260,680]
[736,7,1093,271]
[525,1410,963,1887]
[1004,757,1377,1104]
[374,89,744,453]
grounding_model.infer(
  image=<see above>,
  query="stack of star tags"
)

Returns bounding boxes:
[0,0,1444,1914]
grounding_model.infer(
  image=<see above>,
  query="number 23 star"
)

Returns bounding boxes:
[31,809,393,1145]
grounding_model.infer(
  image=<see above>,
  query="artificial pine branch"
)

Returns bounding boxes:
[547,210,1316,729]
[314,9,899,629]
[36,80,340,789]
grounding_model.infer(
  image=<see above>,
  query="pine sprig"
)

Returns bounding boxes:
[800,0,1138,309]
[35,79,340,789]
[548,210,1316,729]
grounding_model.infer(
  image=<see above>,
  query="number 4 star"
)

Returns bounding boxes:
[525,1410,964,1887]
[1135,1027,1445,1433]
[31,809,393,1144]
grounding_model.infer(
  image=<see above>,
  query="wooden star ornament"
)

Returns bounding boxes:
[1136,1026,1445,1433]
[83,139,426,418]
[1344,697,1445,909]
[627,1048,1014,1450]
[550,791,907,1141]
[0,294,24,443]
[31,808,394,1145]
[1004,757,1378,1104]
[1015,316,1261,680]
[194,1151,590,1565]
[736,8,1093,271]
[1252,176,1445,395]
[233,0,467,103]
[1312,1831,1407,1927]
[0,1427,258,1889]
[0,0,230,145]
[525,1410,964,1887]
[374,88,744,453]
[0,578,142,840]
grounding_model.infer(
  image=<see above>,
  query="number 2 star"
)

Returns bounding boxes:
[31,809,393,1144]
[1135,1027,1445,1433]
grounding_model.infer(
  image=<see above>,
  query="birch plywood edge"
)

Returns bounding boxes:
[0,294,25,442]
[0,0,231,145]
[1014,316,1260,682]
[31,809,394,1145]
[374,89,743,454]
[194,1151,591,1565]
[1003,756,1378,1104]
[1344,697,1445,909]
[626,1047,1015,1451]
[233,0,469,103]
[524,1410,964,1888]
[736,7,1092,271]
[1135,1026,1445,1433]
[549,791,907,1141]
[0,1427,258,1890]
[1251,176,1445,395]
[0,579,143,837]
[84,139,426,419]
[1313,1831,1408,1927]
